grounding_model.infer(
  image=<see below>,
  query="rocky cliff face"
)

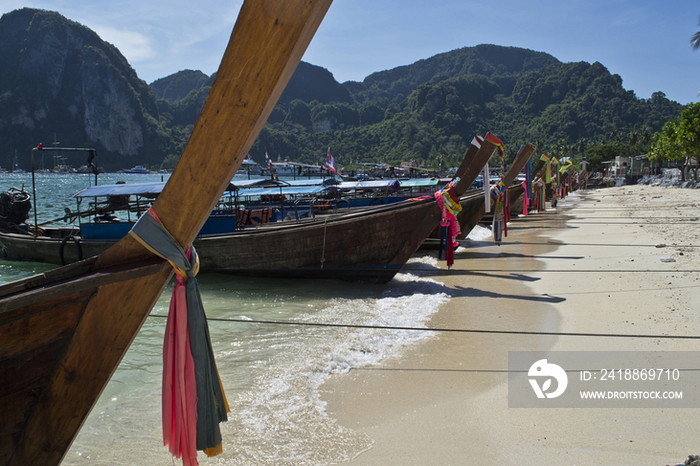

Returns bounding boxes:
[0,8,163,168]
[80,47,144,155]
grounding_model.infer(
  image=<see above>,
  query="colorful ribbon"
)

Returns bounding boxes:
[491,135,506,245]
[482,163,490,213]
[435,177,462,267]
[540,154,551,183]
[130,208,229,466]
[524,157,532,214]
[492,188,505,245]
[521,181,530,216]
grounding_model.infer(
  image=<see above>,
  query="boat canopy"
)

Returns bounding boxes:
[224,185,330,197]
[337,180,400,190]
[74,182,166,198]
[228,178,339,190]
[228,179,277,189]
[396,178,440,188]
[74,178,340,199]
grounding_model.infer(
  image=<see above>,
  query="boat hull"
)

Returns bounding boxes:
[0,230,113,264]
[196,199,439,283]
[1,198,443,284]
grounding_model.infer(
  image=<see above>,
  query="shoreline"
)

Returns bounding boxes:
[321,185,700,466]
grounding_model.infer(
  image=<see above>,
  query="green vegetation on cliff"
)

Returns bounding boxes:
[0,9,686,172]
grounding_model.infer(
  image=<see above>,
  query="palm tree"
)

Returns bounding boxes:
[576,137,587,159]
[692,15,700,50]
[693,15,700,96]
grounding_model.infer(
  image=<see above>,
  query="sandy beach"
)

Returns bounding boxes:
[321,184,700,466]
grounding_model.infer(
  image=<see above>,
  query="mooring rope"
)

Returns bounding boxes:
[499,241,700,248]
[148,314,700,340]
[320,217,328,269]
[437,269,700,273]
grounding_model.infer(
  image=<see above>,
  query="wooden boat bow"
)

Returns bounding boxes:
[449,142,536,241]
[504,143,537,187]
[0,1,332,465]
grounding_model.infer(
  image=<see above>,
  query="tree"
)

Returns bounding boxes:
[692,15,700,50]
[584,143,620,172]
[553,138,570,158]
[160,153,180,170]
[693,16,700,96]
[649,102,700,180]
[575,137,588,159]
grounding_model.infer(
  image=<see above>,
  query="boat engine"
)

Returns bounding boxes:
[0,187,31,227]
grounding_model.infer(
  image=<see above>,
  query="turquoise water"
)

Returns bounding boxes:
[0,172,467,465]
[0,171,171,224]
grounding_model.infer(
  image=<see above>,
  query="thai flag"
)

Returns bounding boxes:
[325,148,338,174]
[265,152,273,174]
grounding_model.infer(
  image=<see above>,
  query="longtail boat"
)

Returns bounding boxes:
[190,135,497,282]
[0,138,494,282]
[0,1,334,464]
[453,143,535,239]
[504,156,546,216]
[422,142,536,248]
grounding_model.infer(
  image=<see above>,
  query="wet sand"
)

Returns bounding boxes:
[321,185,700,466]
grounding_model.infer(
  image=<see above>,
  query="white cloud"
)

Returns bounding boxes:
[91,26,156,63]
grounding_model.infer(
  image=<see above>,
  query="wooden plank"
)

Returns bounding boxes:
[0,258,166,315]
[453,137,487,194]
[9,269,172,466]
[504,143,536,186]
[0,437,12,466]
[0,298,82,359]
[0,337,73,437]
[3,2,334,465]
[0,259,96,300]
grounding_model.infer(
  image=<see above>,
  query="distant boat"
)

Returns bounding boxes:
[52,165,74,174]
[77,165,104,174]
[237,154,262,175]
[265,161,327,178]
[12,151,25,174]
[122,165,150,174]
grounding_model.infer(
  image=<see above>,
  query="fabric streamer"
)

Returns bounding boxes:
[503,186,510,228]
[524,157,532,214]
[551,157,559,208]
[492,187,505,245]
[482,163,490,213]
[534,180,546,212]
[559,160,573,199]
[437,223,447,261]
[434,177,462,267]
[487,134,506,245]
[521,180,530,216]
[130,208,229,466]
[540,154,551,183]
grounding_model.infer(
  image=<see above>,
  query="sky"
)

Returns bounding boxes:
[1,0,699,105]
